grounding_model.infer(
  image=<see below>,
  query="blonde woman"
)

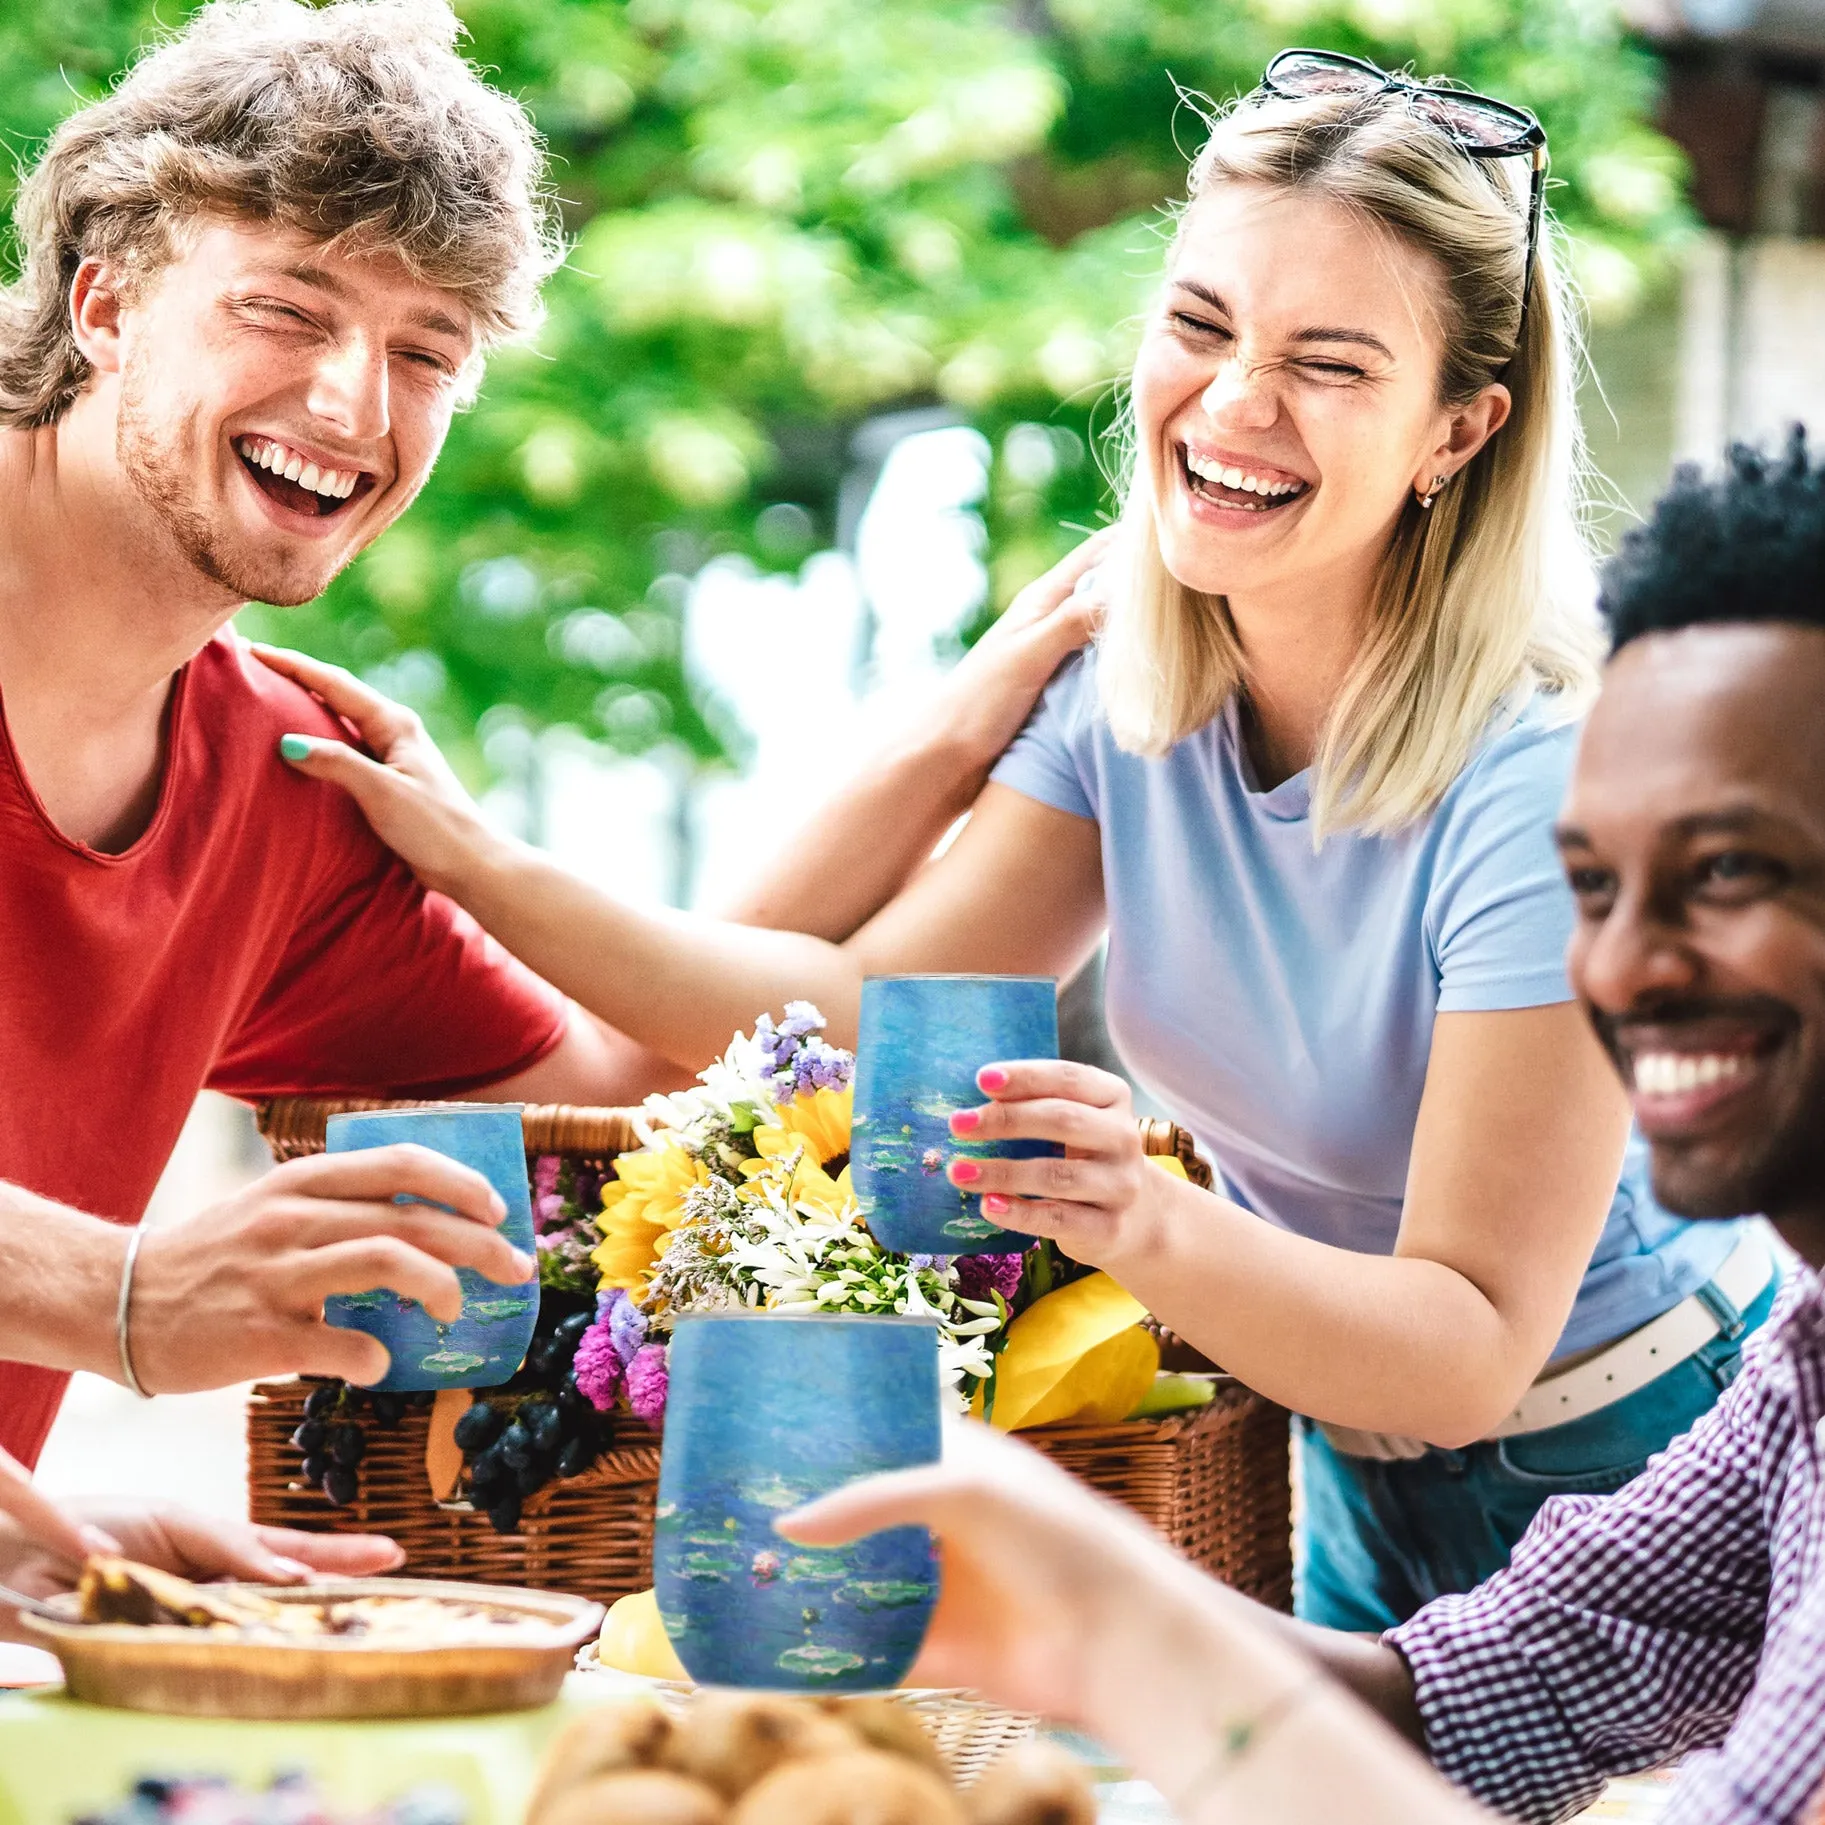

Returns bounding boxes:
[270,51,1775,1625]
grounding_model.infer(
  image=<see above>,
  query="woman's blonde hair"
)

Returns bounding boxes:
[1097,84,1605,838]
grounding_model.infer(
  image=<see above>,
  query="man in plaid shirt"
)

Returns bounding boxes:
[786,433,1825,1825]
[1377,431,1825,1824]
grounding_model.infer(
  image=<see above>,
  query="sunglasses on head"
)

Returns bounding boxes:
[1256,48,1548,360]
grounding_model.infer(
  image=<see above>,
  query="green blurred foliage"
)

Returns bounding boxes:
[0,0,1688,777]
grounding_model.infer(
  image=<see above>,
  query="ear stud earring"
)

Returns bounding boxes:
[1419,474,1449,510]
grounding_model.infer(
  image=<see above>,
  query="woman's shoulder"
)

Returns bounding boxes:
[1444,689,1585,815]
[1413,690,1587,884]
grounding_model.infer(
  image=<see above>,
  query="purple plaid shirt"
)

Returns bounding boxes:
[1389,1262,1825,1825]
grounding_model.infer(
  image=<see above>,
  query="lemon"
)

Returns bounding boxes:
[597,1586,689,1681]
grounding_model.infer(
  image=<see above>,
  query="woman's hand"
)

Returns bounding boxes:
[253,644,502,899]
[946,1060,1187,1269]
[926,526,1116,771]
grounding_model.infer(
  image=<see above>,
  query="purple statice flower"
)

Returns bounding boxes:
[592,1287,650,1364]
[755,1003,819,1070]
[784,1036,852,1099]
[609,1294,649,1365]
[572,1318,624,1413]
[531,1155,565,1234]
[953,1252,1026,1305]
[755,1002,852,1102]
[907,1253,953,1273]
[626,1343,669,1428]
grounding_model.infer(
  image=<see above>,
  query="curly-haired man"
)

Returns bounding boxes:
[0,0,667,1509]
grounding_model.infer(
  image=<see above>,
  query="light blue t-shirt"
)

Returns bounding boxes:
[991,650,1740,1360]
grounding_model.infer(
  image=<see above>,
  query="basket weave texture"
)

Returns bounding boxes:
[248,1098,1289,1611]
[569,1652,1042,1787]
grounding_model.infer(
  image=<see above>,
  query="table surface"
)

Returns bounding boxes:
[0,1669,1682,1825]
[0,1672,1176,1825]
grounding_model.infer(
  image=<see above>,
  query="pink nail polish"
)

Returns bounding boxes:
[950,1160,981,1185]
[950,1109,981,1135]
[983,1195,1011,1217]
[979,1067,1010,1091]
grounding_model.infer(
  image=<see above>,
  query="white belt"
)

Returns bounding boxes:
[1320,1229,1776,1463]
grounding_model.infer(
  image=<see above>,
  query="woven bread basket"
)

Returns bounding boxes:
[566,1652,1043,1788]
[248,1098,1291,1612]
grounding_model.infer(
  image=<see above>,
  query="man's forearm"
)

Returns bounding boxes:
[1258,1601,1426,1745]
[0,1181,128,1381]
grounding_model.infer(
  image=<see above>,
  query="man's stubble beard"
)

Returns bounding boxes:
[1649,1076,1825,1230]
[115,357,346,610]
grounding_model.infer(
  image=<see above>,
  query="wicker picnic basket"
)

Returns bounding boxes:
[248,1098,1293,1612]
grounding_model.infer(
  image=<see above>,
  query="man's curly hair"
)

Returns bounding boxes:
[0,0,564,427]
[1601,426,1825,651]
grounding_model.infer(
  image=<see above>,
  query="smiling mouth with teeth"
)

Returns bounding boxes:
[1180,447,1310,513]
[235,436,373,519]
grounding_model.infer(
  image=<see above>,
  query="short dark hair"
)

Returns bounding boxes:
[1600,426,1825,652]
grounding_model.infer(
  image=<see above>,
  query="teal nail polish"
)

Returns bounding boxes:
[279,733,313,762]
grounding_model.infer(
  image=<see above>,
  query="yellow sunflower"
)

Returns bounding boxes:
[762,1087,851,1168]
[593,1141,710,1295]
[741,1144,854,1220]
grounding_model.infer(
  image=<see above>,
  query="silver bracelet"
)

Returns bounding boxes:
[116,1223,153,1400]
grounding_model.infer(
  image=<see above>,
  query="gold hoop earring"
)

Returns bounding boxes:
[1419,474,1449,510]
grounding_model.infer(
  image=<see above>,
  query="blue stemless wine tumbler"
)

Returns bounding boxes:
[655,1313,941,1692]
[850,973,1060,1254]
[323,1105,536,1394]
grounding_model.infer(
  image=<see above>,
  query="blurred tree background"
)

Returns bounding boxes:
[0,0,1689,786]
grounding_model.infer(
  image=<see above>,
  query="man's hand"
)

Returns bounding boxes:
[0,1499,403,1640]
[926,526,1114,771]
[255,643,499,900]
[129,1146,534,1393]
[780,1417,1225,1728]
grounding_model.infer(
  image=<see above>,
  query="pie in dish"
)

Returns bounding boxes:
[77,1557,553,1644]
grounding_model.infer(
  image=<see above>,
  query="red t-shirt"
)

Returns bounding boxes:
[0,632,566,1465]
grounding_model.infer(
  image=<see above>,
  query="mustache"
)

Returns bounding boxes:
[1588,994,1798,1052]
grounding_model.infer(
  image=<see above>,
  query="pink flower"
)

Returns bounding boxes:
[626,1343,669,1429]
[953,1251,1025,1304]
[572,1319,623,1412]
[532,1155,565,1234]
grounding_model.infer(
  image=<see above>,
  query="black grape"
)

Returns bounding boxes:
[370,1394,406,1430]
[289,1420,326,1455]
[303,1384,339,1420]
[485,1492,522,1534]
[524,1402,563,1453]
[328,1423,366,1467]
[556,1434,598,1480]
[498,1421,534,1469]
[299,1453,328,1485]
[323,1465,359,1506]
[453,1401,504,1454]
[554,1310,594,1348]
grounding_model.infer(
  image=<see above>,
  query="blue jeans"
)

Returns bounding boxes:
[1295,1272,1780,1631]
